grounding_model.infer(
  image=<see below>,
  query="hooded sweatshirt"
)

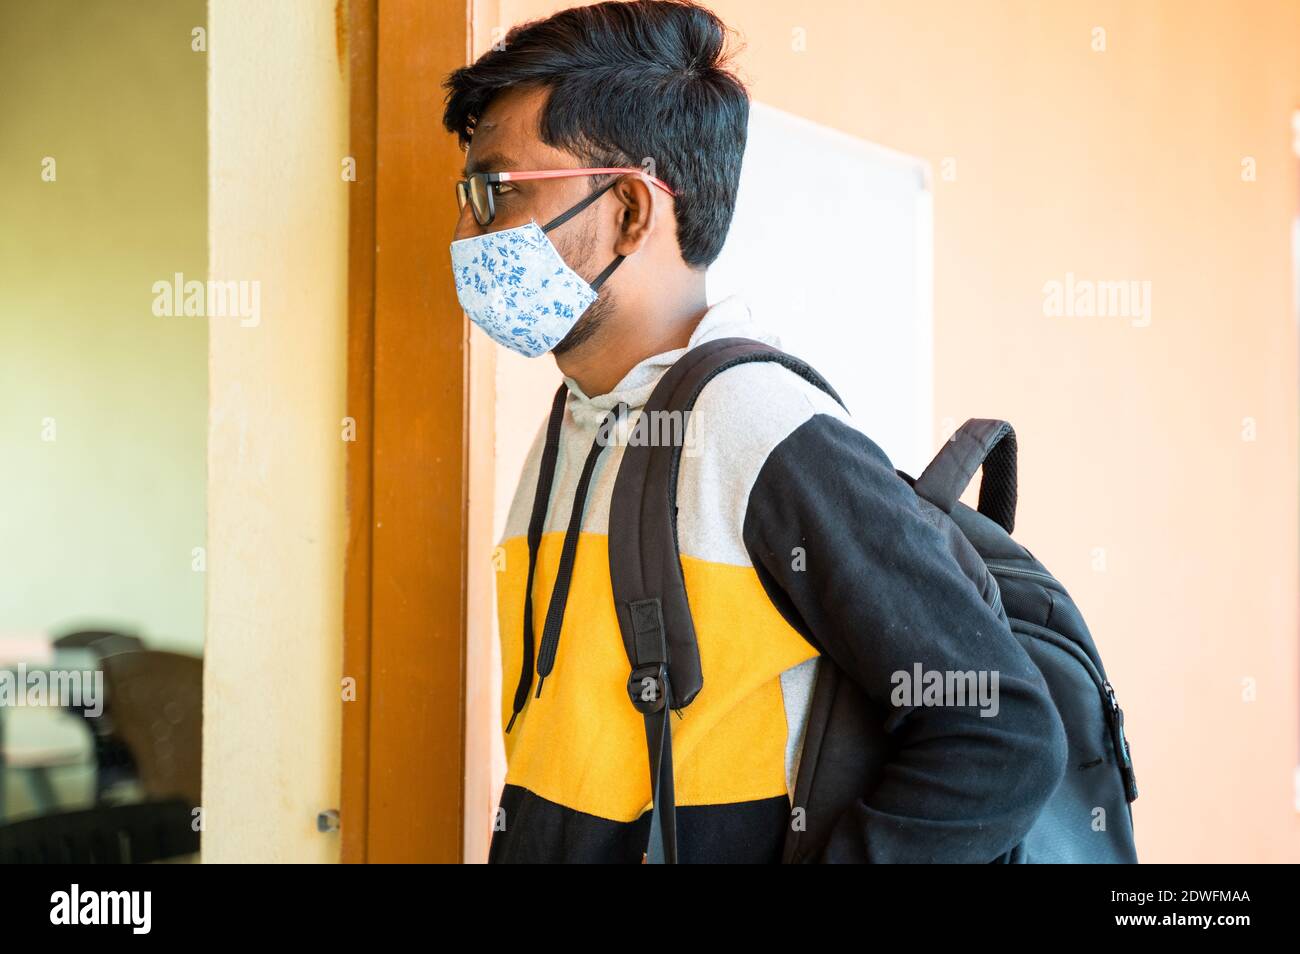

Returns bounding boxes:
[489,293,1065,863]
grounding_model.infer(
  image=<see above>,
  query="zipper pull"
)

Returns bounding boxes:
[1105,680,1139,801]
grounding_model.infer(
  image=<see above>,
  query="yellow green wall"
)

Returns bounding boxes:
[0,0,208,653]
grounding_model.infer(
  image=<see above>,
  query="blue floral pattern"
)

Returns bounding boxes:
[450,221,598,357]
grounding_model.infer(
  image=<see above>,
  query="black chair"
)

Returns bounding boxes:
[0,798,199,863]
[52,630,144,657]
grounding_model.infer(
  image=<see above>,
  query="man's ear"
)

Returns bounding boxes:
[610,174,656,257]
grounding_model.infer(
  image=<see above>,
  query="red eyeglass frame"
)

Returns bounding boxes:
[455,166,675,226]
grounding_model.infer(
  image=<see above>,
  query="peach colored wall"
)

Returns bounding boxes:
[485,0,1300,862]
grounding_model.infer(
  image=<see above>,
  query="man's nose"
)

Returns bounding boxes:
[452,203,480,241]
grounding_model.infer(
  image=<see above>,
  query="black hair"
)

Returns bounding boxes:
[442,0,749,268]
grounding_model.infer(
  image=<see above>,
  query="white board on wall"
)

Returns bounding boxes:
[706,101,934,476]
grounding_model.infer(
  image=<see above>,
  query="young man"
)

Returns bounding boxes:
[444,0,1066,863]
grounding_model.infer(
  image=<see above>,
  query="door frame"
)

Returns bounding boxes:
[341,0,483,864]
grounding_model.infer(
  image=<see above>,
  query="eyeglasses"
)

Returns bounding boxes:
[455,167,675,227]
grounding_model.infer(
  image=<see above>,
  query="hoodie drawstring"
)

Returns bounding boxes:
[506,387,625,732]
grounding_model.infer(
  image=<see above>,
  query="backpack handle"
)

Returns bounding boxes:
[912,419,1018,534]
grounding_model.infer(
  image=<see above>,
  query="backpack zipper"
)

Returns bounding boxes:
[1103,679,1136,792]
[1012,620,1139,802]
[983,560,1063,590]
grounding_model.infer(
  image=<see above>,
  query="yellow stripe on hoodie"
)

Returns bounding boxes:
[496,531,818,822]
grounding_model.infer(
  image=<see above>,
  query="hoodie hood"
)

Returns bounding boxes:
[561,294,780,430]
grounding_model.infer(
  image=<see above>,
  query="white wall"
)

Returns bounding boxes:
[707,101,934,476]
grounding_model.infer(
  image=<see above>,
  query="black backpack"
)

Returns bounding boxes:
[605,337,1139,863]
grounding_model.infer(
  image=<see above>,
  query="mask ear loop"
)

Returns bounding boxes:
[540,176,622,232]
[539,175,632,291]
[589,253,626,291]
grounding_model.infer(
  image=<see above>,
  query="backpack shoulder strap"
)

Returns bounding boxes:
[607,335,844,863]
[609,337,844,709]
